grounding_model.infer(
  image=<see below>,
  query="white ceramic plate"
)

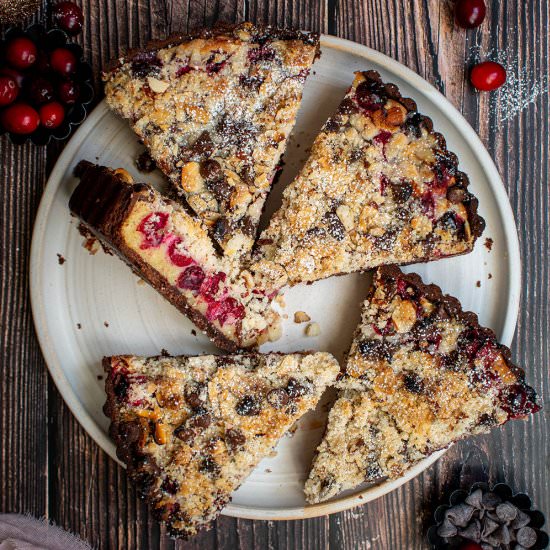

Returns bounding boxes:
[30,35,521,520]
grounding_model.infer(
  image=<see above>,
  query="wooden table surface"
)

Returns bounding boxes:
[1,1,548,549]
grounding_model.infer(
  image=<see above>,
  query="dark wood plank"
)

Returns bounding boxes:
[1,1,547,549]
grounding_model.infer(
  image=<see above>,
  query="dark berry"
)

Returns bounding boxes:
[455,0,486,29]
[0,76,19,106]
[324,210,346,241]
[390,180,413,203]
[50,48,77,76]
[225,428,246,450]
[167,238,193,267]
[403,373,425,394]
[470,61,506,91]
[1,102,40,134]
[0,67,25,88]
[160,478,179,495]
[355,79,385,112]
[200,158,223,181]
[27,76,54,105]
[266,388,289,409]
[6,37,37,70]
[131,51,162,78]
[199,457,220,475]
[39,101,65,129]
[248,45,276,63]
[358,339,393,361]
[58,80,80,104]
[135,150,156,172]
[200,272,226,300]
[177,265,205,292]
[286,378,308,398]
[53,2,84,35]
[447,185,467,203]
[113,372,129,400]
[137,212,169,248]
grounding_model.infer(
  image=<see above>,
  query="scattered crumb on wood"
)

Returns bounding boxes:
[76,323,82,329]
[488,273,493,279]
[191,329,197,336]
[484,237,494,251]
[137,278,146,286]
[161,349,170,357]
[104,321,109,327]
[275,295,286,308]
[476,281,481,287]
[305,322,321,337]
[294,311,311,324]
[135,150,156,172]
[283,314,288,320]
[83,236,99,255]
[97,375,103,380]
[269,449,278,458]
[57,253,66,265]
[265,468,272,473]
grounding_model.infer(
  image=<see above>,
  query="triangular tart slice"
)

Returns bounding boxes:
[252,71,485,288]
[70,161,280,352]
[103,22,319,259]
[103,352,339,538]
[305,266,540,503]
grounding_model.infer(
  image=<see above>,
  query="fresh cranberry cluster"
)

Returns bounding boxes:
[136,212,245,327]
[0,3,92,144]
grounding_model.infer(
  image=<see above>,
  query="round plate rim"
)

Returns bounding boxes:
[29,34,521,521]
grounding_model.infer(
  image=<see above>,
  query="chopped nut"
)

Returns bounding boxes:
[385,105,406,126]
[267,320,283,342]
[336,204,354,231]
[180,161,204,193]
[294,311,311,323]
[305,322,321,337]
[391,300,417,333]
[154,422,168,445]
[113,168,133,183]
[147,76,170,93]
[240,270,255,289]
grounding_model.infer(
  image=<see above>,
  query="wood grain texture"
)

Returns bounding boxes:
[0,1,548,549]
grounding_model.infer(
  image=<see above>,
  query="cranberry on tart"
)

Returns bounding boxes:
[103,352,339,538]
[252,71,485,289]
[103,22,319,259]
[305,266,540,504]
[70,161,281,352]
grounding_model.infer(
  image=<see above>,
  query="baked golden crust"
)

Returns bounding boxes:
[103,22,319,259]
[305,266,540,503]
[252,71,485,288]
[103,352,339,538]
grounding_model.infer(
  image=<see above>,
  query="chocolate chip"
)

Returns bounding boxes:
[496,502,518,522]
[459,519,481,542]
[208,178,233,204]
[135,150,156,173]
[239,74,264,90]
[338,97,357,115]
[358,339,393,361]
[239,164,255,184]
[213,217,230,240]
[190,411,211,429]
[267,388,289,409]
[403,112,425,138]
[390,180,413,203]
[437,519,458,538]
[403,373,425,394]
[200,159,223,181]
[447,185,467,203]
[225,428,246,450]
[324,210,346,241]
[113,373,129,400]
[481,492,502,510]
[200,456,220,475]
[235,396,261,416]
[516,527,537,548]
[494,525,512,545]
[174,426,195,443]
[239,216,256,237]
[481,517,500,537]
[465,489,484,509]
[446,503,475,527]
[511,510,531,529]
[161,478,179,495]
[286,378,308,399]
[185,385,205,409]
[431,304,451,321]
[324,118,340,133]
[192,131,214,158]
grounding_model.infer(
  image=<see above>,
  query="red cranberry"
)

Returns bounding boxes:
[206,297,245,325]
[50,48,77,76]
[0,76,19,107]
[6,37,37,70]
[200,272,227,301]
[1,102,40,134]
[39,101,65,129]
[374,130,392,145]
[167,238,193,267]
[177,265,205,292]
[0,67,25,88]
[137,212,169,248]
[53,2,84,35]
[455,0,486,29]
[57,80,80,104]
[470,61,506,91]
[27,76,54,105]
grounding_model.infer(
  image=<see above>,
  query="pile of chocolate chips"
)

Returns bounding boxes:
[430,484,548,550]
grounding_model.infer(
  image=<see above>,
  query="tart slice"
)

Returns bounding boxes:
[104,352,339,538]
[69,161,280,352]
[252,71,485,288]
[103,22,319,259]
[305,266,540,503]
